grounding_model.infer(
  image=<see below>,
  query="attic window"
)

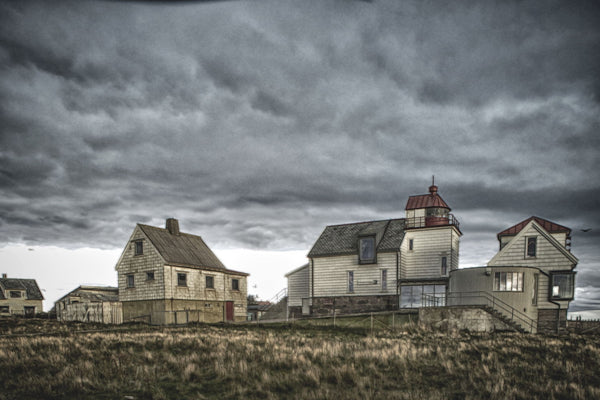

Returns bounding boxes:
[177,273,187,287]
[134,240,143,256]
[359,236,376,264]
[9,291,22,298]
[526,237,537,257]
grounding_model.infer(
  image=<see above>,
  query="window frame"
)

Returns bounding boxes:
[381,269,388,291]
[134,240,144,256]
[177,273,187,287]
[126,274,135,288]
[206,275,215,289]
[493,271,523,292]
[441,256,448,276]
[9,290,22,298]
[358,236,376,264]
[408,238,414,251]
[146,271,155,281]
[526,236,537,258]
[549,271,575,301]
[347,271,354,293]
[231,278,240,291]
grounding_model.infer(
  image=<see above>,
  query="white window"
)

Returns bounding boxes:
[494,272,523,292]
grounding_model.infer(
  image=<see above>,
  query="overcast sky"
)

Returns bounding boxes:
[1,0,599,312]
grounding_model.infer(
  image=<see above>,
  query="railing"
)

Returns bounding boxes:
[405,214,460,231]
[424,291,536,333]
[258,288,287,311]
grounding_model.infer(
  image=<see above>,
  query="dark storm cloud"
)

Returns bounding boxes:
[1,0,600,307]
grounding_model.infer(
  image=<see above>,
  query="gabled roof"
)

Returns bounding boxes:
[405,185,450,210]
[55,286,119,304]
[497,216,571,239]
[0,278,44,300]
[488,219,578,266]
[308,219,406,258]
[285,263,309,277]
[138,223,226,270]
[136,223,249,276]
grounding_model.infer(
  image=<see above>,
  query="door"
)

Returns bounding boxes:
[225,301,234,321]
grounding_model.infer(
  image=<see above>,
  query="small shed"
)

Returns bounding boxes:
[55,286,122,324]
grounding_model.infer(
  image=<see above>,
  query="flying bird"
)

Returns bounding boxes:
[581,228,592,232]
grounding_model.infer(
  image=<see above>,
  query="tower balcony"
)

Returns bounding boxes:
[405,213,460,231]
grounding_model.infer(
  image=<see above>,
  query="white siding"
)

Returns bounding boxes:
[312,252,397,297]
[287,266,309,307]
[488,225,574,271]
[401,226,459,280]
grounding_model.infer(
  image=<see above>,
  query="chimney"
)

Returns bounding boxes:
[166,218,180,235]
[2,273,6,279]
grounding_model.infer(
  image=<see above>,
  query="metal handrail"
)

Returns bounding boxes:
[257,288,288,311]
[444,291,536,333]
[405,214,460,230]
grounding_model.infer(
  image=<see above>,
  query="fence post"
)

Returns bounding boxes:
[371,313,374,335]
[392,313,395,330]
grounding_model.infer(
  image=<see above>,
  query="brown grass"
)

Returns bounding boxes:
[1,319,599,399]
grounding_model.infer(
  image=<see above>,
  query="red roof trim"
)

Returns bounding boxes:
[497,216,571,238]
[405,194,450,210]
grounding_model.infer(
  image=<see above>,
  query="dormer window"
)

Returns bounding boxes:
[359,236,376,264]
[526,237,537,257]
[9,290,22,298]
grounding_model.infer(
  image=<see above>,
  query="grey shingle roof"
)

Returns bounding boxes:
[56,286,119,303]
[0,278,44,300]
[138,224,248,275]
[308,219,406,257]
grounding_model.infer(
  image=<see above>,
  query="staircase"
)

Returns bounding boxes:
[258,288,288,321]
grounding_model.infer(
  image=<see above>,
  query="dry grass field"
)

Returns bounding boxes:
[1,318,599,400]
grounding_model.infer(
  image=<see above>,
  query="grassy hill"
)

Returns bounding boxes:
[0,318,599,399]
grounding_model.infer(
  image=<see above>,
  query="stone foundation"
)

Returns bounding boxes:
[288,306,303,319]
[537,308,567,334]
[311,295,398,316]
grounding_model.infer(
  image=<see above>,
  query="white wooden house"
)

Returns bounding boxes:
[115,218,248,324]
[287,184,461,318]
[449,216,578,333]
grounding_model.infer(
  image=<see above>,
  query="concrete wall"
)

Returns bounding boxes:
[419,307,513,332]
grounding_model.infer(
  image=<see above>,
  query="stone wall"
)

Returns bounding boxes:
[538,308,567,334]
[311,295,398,316]
[288,306,303,319]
